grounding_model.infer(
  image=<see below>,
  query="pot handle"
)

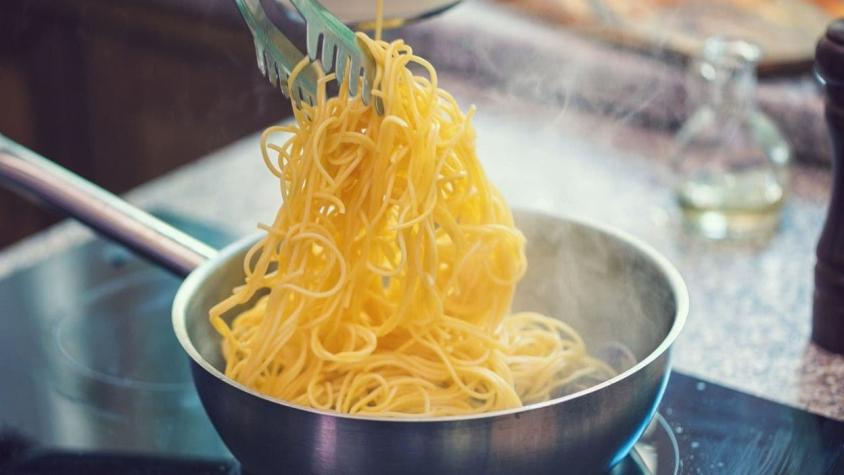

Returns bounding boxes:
[0,134,217,277]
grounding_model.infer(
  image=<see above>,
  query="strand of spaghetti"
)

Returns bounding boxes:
[374,0,384,41]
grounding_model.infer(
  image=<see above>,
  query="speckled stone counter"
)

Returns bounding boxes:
[1,2,841,421]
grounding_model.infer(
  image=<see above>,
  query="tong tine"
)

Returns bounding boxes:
[310,31,361,101]
[292,0,376,107]
[260,47,291,97]
[235,0,317,107]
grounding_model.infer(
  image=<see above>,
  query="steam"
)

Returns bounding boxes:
[513,211,672,363]
[401,1,689,147]
[394,2,689,360]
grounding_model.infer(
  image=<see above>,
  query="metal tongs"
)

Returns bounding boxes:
[235,0,376,107]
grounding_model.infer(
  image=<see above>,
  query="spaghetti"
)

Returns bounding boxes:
[209,29,614,417]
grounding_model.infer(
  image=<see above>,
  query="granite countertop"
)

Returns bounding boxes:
[1,1,841,421]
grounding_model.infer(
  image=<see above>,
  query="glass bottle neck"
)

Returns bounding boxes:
[702,65,757,117]
[690,38,761,119]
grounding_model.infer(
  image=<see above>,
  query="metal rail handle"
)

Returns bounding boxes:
[0,134,217,277]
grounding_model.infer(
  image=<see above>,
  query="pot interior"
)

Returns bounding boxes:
[175,210,683,403]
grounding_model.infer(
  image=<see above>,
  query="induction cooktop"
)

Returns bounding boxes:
[0,214,841,475]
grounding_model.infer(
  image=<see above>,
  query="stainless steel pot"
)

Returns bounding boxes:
[0,135,688,475]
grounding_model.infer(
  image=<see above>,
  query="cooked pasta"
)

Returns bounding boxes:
[209,26,614,417]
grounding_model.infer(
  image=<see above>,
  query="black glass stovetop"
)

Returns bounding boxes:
[0,214,842,475]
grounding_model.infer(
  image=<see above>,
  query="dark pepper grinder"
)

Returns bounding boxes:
[813,19,844,355]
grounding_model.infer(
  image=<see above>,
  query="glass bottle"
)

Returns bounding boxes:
[672,38,791,240]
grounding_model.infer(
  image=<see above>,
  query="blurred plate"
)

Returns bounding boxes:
[494,0,838,74]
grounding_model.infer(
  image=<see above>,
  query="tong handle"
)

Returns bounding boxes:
[235,0,319,105]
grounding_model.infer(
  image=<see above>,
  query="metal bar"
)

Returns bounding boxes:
[0,134,217,277]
